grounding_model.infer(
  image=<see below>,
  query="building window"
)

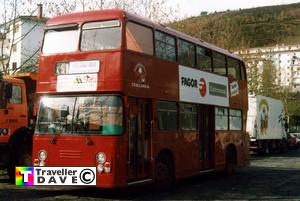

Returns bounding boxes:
[178,39,195,67]
[213,52,226,76]
[196,46,212,72]
[155,31,176,62]
[126,22,153,55]
[157,101,177,131]
[179,103,197,131]
[229,109,242,130]
[9,85,22,104]
[215,107,228,130]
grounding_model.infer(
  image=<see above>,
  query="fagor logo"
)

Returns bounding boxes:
[15,167,96,186]
[199,78,207,97]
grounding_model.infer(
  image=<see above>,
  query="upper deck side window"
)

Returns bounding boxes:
[81,20,121,51]
[42,24,80,54]
[178,39,195,67]
[228,57,241,80]
[196,46,212,72]
[213,52,227,76]
[154,31,176,62]
[126,21,153,55]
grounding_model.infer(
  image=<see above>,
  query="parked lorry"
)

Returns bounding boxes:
[0,73,36,180]
[247,95,288,154]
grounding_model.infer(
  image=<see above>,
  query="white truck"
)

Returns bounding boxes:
[247,95,288,154]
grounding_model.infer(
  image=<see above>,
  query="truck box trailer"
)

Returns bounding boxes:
[247,95,288,153]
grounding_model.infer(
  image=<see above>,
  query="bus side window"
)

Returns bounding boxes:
[178,39,195,67]
[154,31,176,62]
[215,107,228,130]
[126,21,153,55]
[213,52,226,76]
[157,101,177,131]
[196,46,212,72]
[227,57,241,80]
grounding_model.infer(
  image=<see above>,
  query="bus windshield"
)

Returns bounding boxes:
[42,24,80,54]
[35,95,123,135]
[42,20,121,54]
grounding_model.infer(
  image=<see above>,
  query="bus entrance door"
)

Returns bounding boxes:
[128,98,152,182]
[199,105,215,170]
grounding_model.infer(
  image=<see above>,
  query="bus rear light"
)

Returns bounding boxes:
[34,159,39,166]
[104,162,111,173]
[96,152,106,164]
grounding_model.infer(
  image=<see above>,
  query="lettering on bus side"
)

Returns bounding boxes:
[181,77,198,88]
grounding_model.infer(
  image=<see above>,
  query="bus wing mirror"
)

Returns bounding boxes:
[4,82,12,99]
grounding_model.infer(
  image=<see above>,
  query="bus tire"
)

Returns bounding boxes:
[225,147,236,175]
[154,153,174,190]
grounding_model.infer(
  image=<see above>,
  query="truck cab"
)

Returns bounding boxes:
[0,73,36,180]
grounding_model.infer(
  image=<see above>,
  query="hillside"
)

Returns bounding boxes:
[169,3,300,51]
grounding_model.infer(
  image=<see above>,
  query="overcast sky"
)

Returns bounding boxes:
[170,0,300,18]
[0,0,300,22]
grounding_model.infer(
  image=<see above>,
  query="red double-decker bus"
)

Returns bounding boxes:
[32,9,249,188]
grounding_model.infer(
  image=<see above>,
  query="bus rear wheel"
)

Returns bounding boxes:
[155,154,174,190]
[225,148,236,175]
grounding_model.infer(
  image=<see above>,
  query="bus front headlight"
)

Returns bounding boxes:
[38,150,47,161]
[96,152,106,164]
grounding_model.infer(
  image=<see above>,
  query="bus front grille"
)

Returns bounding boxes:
[59,150,83,159]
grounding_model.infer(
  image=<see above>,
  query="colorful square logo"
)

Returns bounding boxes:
[15,167,34,186]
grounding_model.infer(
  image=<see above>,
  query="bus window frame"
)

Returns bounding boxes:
[229,108,243,131]
[212,51,227,77]
[42,23,80,54]
[177,38,196,68]
[196,45,213,72]
[80,19,122,52]
[125,20,154,55]
[154,30,177,62]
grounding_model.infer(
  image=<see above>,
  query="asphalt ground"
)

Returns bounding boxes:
[1,149,300,200]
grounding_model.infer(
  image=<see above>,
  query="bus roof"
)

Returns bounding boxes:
[46,9,241,60]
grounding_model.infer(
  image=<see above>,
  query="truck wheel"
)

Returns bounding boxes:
[155,153,174,190]
[8,136,32,183]
[225,148,236,175]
